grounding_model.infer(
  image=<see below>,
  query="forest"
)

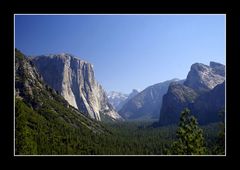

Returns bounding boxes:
[15,98,224,155]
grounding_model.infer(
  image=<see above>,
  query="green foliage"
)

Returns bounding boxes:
[15,49,25,61]
[15,49,108,154]
[100,122,177,155]
[208,109,225,155]
[15,99,221,155]
[15,97,177,155]
[213,122,225,154]
[168,108,207,155]
[15,98,106,155]
[15,99,38,154]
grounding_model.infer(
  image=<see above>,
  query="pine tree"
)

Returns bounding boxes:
[169,108,207,155]
[213,108,225,154]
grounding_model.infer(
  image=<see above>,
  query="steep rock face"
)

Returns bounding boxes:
[159,82,198,125]
[210,61,225,77]
[31,53,122,121]
[15,50,44,101]
[159,62,225,125]
[15,49,109,154]
[15,49,105,131]
[184,62,225,93]
[190,81,225,124]
[119,79,180,120]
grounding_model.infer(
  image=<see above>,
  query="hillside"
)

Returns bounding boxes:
[15,49,110,154]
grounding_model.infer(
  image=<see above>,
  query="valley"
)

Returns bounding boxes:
[15,49,225,155]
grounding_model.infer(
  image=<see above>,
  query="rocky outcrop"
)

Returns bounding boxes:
[190,81,225,124]
[31,53,122,121]
[184,62,225,93]
[15,49,108,153]
[15,49,44,101]
[210,61,225,77]
[119,79,180,120]
[159,82,198,125]
[159,62,225,125]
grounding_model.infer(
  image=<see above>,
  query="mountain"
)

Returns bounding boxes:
[119,79,180,120]
[184,62,225,93]
[159,82,199,125]
[127,89,139,100]
[31,53,122,121]
[210,61,225,77]
[159,62,225,125]
[15,49,109,154]
[190,81,225,124]
[107,91,128,111]
[107,89,139,111]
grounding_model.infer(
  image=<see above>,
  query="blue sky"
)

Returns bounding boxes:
[15,14,225,94]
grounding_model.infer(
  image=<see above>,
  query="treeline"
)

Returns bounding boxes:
[16,98,173,155]
[16,99,224,155]
[16,98,106,155]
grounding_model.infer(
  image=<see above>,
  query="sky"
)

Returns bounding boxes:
[15,14,226,94]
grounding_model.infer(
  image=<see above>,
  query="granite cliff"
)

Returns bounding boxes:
[31,53,122,121]
[159,62,225,125]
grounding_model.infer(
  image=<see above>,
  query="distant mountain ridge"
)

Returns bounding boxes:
[107,91,128,111]
[107,89,139,111]
[119,79,182,120]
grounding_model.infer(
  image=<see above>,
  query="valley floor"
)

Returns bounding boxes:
[16,99,224,156]
[99,121,223,155]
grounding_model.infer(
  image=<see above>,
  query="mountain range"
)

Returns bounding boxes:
[118,79,183,120]
[15,48,225,126]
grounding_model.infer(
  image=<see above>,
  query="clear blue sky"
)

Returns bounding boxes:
[15,14,225,94]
